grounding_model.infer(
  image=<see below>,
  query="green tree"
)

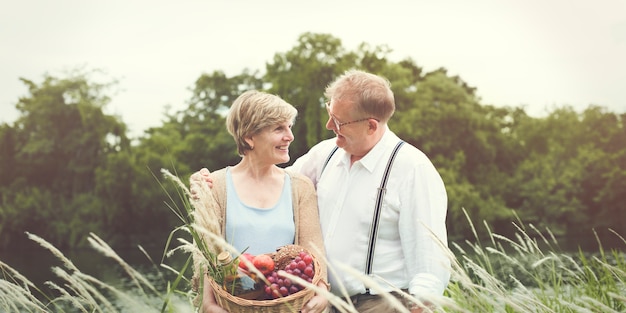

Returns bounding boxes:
[14,70,128,195]
[393,69,517,237]
[0,124,18,188]
[0,69,129,248]
[509,107,605,242]
[577,108,626,238]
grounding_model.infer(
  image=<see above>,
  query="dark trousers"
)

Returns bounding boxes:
[330,291,413,313]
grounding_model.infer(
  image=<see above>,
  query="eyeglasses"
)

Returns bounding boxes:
[325,102,379,132]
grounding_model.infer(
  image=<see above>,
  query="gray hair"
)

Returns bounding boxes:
[324,69,395,122]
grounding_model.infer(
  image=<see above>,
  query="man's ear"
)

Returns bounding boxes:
[367,119,379,133]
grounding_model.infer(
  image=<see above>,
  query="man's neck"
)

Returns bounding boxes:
[349,126,387,165]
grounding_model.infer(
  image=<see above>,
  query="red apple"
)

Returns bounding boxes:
[252,254,275,275]
[238,253,255,271]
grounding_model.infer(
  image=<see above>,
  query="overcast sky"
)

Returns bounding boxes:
[2,0,625,138]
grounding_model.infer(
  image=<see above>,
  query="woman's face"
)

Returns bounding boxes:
[246,121,294,165]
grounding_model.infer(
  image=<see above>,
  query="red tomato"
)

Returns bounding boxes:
[252,254,275,275]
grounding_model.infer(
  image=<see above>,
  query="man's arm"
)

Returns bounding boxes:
[400,156,451,300]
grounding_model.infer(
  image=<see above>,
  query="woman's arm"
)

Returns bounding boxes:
[291,173,330,313]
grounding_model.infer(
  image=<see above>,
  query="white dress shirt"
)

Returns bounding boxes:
[290,127,450,299]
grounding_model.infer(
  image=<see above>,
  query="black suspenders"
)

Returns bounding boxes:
[365,140,405,292]
[320,140,406,293]
[321,146,339,174]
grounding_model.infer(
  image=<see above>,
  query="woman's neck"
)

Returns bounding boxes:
[232,159,281,180]
[230,160,285,209]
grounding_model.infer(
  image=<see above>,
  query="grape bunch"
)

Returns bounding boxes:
[263,251,315,299]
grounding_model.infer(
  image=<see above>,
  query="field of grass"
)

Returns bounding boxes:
[1,172,624,312]
[2,215,623,312]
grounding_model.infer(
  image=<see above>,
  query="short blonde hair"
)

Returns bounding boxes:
[226,90,297,156]
[324,69,395,122]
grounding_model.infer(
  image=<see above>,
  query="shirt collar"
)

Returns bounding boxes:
[338,126,399,173]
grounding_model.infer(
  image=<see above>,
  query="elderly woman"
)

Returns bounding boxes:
[190,90,329,313]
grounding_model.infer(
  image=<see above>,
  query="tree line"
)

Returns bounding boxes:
[1,32,624,251]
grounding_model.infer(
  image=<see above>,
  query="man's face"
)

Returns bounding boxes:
[325,100,371,156]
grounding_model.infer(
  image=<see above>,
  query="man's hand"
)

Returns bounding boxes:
[300,293,329,313]
[410,300,435,313]
[190,168,213,200]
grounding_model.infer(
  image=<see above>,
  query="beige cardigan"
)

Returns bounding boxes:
[191,167,328,294]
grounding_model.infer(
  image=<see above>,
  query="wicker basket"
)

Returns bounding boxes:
[209,245,322,313]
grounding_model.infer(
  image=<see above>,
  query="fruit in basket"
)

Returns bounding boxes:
[252,254,275,275]
[264,250,316,299]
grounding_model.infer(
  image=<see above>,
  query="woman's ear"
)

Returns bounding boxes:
[244,136,254,150]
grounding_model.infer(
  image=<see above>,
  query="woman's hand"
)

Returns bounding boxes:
[200,301,228,313]
[199,274,229,313]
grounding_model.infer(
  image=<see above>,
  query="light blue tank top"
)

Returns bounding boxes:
[225,168,295,255]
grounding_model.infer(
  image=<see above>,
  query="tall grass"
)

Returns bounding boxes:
[0,232,192,313]
[442,210,626,312]
[1,171,624,312]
